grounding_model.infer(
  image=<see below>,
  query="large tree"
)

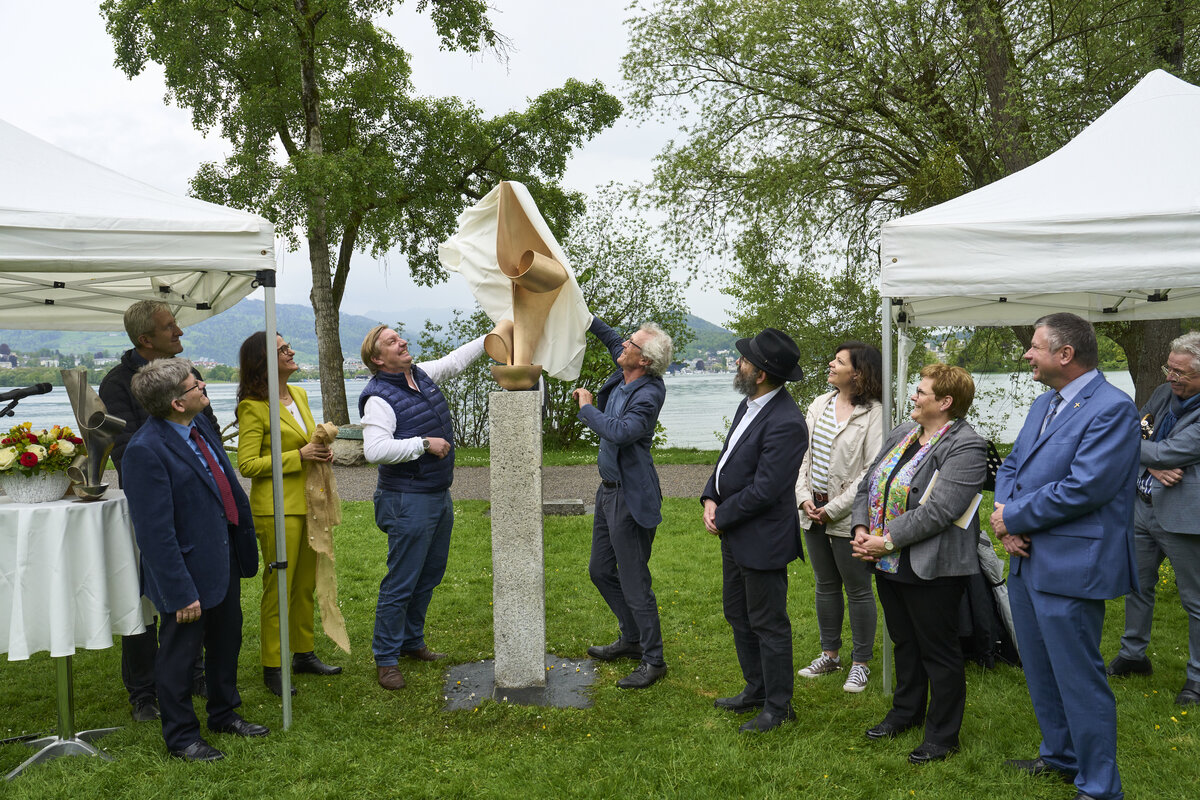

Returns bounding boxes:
[103,0,620,422]
[623,0,1200,405]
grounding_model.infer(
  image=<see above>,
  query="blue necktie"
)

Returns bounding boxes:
[1040,392,1063,436]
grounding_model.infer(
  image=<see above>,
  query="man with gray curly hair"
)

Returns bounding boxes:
[572,316,673,690]
[1108,330,1200,709]
[123,358,265,762]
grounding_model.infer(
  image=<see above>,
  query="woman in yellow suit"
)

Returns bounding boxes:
[237,331,340,696]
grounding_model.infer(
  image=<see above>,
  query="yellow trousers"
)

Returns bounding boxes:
[255,514,316,667]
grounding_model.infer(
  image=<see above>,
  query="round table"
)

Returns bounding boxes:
[0,490,146,780]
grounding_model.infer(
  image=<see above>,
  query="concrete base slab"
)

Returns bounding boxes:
[442,655,596,710]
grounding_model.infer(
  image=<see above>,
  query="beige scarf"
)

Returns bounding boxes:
[305,422,349,653]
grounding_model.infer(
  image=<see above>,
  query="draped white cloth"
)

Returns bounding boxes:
[438,181,591,382]
[1,491,145,660]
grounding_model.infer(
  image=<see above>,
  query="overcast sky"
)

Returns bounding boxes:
[1,1,734,327]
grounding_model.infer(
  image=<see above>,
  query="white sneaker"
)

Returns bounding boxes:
[843,663,869,693]
[798,653,841,678]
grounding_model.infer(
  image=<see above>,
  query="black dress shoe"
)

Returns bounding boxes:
[131,698,160,722]
[169,739,225,762]
[400,646,447,662]
[210,716,270,738]
[191,675,208,699]
[739,707,796,733]
[908,742,958,764]
[1003,756,1078,783]
[1176,679,1200,706]
[714,692,765,713]
[1105,654,1153,676]
[263,666,298,697]
[587,639,643,662]
[293,651,343,675]
[616,662,667,689]
[866,719,922,740]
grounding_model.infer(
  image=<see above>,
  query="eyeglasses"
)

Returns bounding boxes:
[278,342,293,355]
[624,335,643,353]
[179,380,205,398]
[913,388,936,398]
[1162,364,1200,381]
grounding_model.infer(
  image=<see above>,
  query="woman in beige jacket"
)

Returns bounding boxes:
[794,342,883,692]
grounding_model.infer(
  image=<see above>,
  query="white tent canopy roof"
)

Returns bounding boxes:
[0,119,275,331]
[880,70,1200,326]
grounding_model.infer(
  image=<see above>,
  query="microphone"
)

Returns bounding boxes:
[0,383,53,403]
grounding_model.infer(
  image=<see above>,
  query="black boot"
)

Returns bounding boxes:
[292,651,343,676]
[263,666,297,696]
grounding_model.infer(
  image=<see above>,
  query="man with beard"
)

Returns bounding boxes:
[702,328,808,732]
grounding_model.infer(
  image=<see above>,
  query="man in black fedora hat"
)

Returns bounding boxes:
[702,328,809,733]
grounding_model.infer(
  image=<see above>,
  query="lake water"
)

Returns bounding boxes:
[5,370,1135,449]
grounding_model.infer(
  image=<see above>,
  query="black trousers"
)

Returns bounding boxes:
[876,574,968,748]
[721,540,792,716]
[155,548,244,751]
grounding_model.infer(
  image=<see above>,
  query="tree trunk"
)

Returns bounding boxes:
[297,1,349,424]
[1102,320,1181,408]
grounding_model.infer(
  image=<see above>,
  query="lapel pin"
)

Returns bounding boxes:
[1074,403,1081,408]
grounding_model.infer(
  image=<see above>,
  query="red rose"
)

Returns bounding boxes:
[0,437,11,445]
[19,452,38,467]
[69,436,83,444]
[25,432,38,443]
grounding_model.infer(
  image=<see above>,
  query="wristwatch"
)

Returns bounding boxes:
[421,437,431,453]
[882,536,895,552]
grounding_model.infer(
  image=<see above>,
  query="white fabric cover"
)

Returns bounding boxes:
[1,492,145,660]
[0,118,275,330]
[880,70,1200,326]
[438,181,590,382]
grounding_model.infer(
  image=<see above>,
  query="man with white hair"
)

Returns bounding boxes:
[1107,330,1200,708]
[572,317,673,689]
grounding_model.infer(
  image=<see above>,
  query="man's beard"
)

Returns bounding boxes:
[733,368,759,397]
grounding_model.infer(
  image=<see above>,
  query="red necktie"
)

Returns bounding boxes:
[190,426,240,525]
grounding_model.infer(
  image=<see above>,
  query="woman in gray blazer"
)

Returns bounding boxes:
[850,364,986,765]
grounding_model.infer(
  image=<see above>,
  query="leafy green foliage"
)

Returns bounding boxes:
[101,0,621,423]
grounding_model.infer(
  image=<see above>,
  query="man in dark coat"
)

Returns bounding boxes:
[123,358,264,761]
[703,328,809,732]
[99,299,216,721]
[572,316,673,689]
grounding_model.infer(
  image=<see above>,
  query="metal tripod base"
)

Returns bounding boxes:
[7,728,116,779]
[5,655,119,780]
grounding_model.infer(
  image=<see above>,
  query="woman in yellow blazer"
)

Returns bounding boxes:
[237,331,339,696]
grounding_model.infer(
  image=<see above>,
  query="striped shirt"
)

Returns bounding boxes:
[808,399,845,493]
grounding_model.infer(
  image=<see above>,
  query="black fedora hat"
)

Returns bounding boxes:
[735,328,805,382]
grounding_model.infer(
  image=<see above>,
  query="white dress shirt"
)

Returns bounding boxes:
[715,385,783,495]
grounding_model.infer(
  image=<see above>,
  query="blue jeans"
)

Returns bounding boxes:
[372,489,453,666]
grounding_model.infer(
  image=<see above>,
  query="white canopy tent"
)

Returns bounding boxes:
[872,70,1200,693]
[0,119,300,725]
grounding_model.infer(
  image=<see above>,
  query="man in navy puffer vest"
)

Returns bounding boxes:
[359,324,485,690]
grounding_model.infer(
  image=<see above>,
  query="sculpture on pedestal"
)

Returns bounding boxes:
[60,368,125,500]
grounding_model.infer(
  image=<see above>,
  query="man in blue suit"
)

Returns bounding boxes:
[702,329,808,733]
[573,316,673,689]
[992,313,1139,800]
[123,358,265,762]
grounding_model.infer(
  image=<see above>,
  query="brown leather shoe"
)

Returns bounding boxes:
[400,646,446,662]
[377,665,406,690]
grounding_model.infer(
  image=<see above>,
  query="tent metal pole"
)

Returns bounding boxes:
[261,273,292,728]
[880,296,894,698]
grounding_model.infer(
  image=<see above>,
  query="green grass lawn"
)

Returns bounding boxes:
[452,446,718,467]
[2,498,1194,798]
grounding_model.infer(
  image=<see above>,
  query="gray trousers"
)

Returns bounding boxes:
[1118,500,1200,682]
[803,525,877,663]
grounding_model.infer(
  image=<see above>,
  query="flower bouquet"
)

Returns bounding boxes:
[0,422,85,503]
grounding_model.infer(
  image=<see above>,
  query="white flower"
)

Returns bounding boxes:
[26,444,48,462]
[56,439,76,458]
[0,447,16,471]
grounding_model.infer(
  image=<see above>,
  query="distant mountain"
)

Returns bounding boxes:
[0,302,733,366]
